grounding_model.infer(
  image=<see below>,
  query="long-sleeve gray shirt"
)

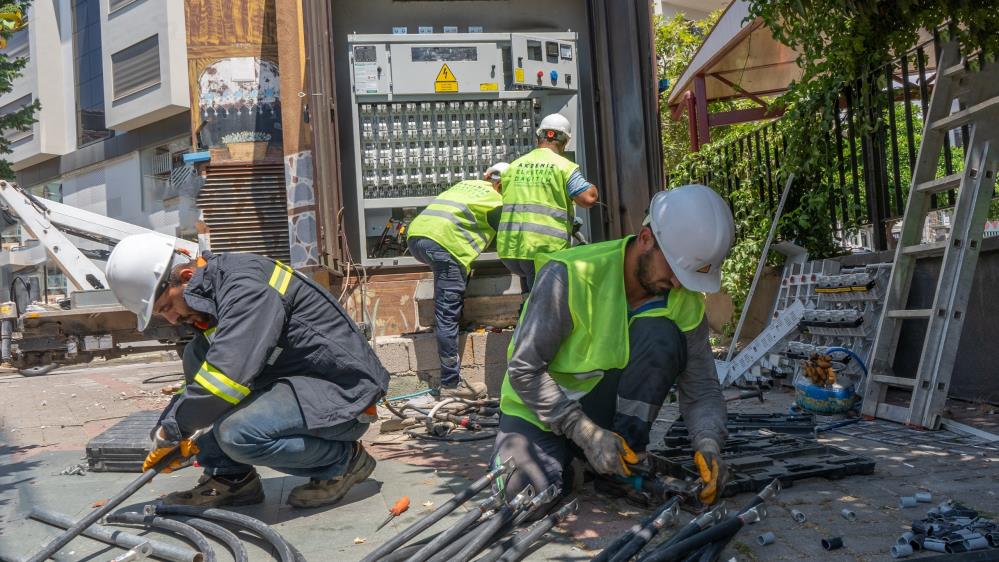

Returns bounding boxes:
[507,261,728,448]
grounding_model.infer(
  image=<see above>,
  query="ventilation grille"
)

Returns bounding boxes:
[197,164,290,262]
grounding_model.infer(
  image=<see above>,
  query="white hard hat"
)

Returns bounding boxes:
[536,113,572,142]
[105,232,181,331]
[486,162,510,181]
[645,184,734,293]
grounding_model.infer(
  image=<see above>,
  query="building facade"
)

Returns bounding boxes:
[0,0,192,302]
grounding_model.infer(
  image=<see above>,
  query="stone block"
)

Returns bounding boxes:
[415,274,524,330]
[483,363,507,397]
[459,333,475,367]
[372,336,413,374]
[409,332,440,371]
[472,330,513,366]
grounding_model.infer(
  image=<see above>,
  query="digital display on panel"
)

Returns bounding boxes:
[411,46,479,62]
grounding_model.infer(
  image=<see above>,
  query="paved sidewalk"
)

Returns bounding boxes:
[1,360,997,561]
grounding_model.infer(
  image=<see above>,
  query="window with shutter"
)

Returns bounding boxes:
[0,95,34,142]
[108,0,144,15]
[111,34,160,100]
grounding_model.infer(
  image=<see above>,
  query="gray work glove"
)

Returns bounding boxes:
[562,412,633,478]
[693,437,729,504]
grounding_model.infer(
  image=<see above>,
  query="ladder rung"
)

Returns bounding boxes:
[915,173,962,194]
[942,63,968,80]
[871,375,917,387]
[931,96,999,131]
[887,309,933,319]
[875,403,913,425]
[902,240,948,258]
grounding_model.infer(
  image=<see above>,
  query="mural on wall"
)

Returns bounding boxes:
[196,57,282,149]
[285,151,320,268]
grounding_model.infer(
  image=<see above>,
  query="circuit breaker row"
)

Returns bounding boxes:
[359,99,538,199]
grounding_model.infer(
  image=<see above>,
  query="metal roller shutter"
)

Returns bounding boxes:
[197,164,291,262]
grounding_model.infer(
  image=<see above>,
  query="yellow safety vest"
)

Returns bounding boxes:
[499,237,706,430]
[496,148,578,260]
[407,180,503,272]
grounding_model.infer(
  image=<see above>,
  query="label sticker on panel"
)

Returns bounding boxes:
[515,68,525,83]
[435,64,459,92]
[479,83,498,91]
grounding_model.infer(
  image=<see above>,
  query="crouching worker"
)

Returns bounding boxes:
[491,185,734,508]
[106,233,390,507]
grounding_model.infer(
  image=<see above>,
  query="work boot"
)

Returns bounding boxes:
[287,443,376,508]
[436,379,487,400]
[160,471,265,507]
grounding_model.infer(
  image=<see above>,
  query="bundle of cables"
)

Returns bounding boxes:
[381,391,501,443]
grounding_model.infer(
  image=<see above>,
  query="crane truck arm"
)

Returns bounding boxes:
[0,180,198,291]
[0,179,199,374]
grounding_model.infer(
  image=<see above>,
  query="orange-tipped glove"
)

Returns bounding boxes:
[693,439,727,505]
[142,427,200,473]
[563,413,638,477]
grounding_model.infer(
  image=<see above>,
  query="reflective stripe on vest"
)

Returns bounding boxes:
[616,397,659,423]
[497,220,570,241]
[268,261,294,295]
[500,237,706,431]
[418,209,487,253]
[194,361,250,405]
[406,180,502,272]
[497,148,577,259]
[501,203,571,221]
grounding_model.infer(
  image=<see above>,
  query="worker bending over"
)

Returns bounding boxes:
[492,185,733,506]
[106,234,389,508]
[407,163,509,399]
[497,113,598,293]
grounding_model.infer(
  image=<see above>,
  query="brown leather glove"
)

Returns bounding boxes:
[142,427,199,473]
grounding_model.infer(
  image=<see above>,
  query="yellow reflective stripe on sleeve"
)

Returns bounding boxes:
[203,326,217,341]
[193,361,250,405]
[268,261,294,295]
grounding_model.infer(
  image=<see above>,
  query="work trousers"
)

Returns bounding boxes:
[501,258,537,294]
[489,315,687,501]
[183,338,366,480]
[408,236,468,387]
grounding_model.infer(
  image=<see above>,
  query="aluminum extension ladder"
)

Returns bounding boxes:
[861,42,999,429]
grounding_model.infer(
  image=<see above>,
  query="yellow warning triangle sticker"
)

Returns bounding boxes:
[435,64,457,82]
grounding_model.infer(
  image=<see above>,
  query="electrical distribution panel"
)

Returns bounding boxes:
[347,32,580,266]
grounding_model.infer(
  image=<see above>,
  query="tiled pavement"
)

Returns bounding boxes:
[1,358,997,561]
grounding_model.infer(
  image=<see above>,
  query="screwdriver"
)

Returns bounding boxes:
[375,496,410,532]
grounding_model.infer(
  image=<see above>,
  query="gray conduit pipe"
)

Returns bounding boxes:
[104,512,216,562]
[28,508,201,562]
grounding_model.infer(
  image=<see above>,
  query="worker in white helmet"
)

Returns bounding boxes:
[497,113,599,293]
[406,163,509,399]
[105,235,389,508]
[491,184,733,509]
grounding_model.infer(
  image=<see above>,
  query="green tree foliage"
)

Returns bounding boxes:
[663,1,999,330]
[655,11,719,170]
[655,10,758,173]
[1,1,38,180]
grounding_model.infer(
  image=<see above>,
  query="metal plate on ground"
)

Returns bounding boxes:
[85,410,160,472]
[663,413,817,447]
[648,432,875,497]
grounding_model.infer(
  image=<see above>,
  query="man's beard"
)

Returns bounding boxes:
[637,247,664,297]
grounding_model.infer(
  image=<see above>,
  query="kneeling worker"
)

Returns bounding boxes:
[492,184,734,505]
[407,163,509,399]
[106,235,390,507]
